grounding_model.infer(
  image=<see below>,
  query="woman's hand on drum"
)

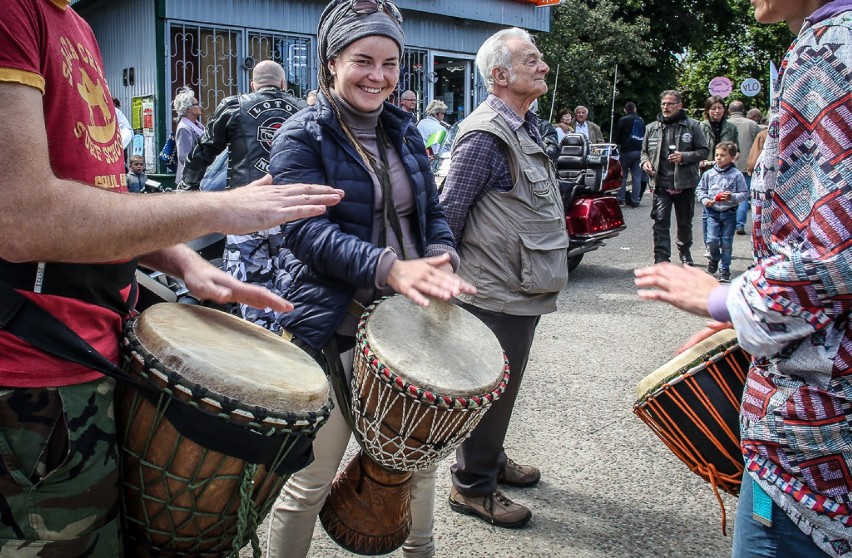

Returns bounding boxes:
[676,321,734,355]
[387,254,476,307]
[219,176,345,235]
[634,262,719,317]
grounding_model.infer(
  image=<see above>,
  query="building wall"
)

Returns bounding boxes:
[75,0,158,115]
[162,0,550,37]
[73,0,552,174]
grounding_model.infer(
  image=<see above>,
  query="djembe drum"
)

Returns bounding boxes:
[319,296,509,555]
[633,329,751,532]
[118,304,331,557]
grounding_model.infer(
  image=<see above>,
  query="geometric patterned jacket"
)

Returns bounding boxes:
[728,2,852,555]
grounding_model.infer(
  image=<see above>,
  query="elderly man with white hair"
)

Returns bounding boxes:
[440,26,569,529]
[573,105,604,143]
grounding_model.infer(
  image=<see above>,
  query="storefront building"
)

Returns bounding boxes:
[71,0,551,176]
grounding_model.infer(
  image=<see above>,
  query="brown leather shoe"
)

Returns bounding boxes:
[497,458,541,487]
[448,487,531,528]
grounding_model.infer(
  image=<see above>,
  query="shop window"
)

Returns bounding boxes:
[248,33,315,101]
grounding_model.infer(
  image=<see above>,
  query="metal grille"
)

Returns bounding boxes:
[394,48,428,119]
[169,24,240,122]
[247,32,315,99]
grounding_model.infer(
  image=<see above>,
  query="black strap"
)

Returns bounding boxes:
[0,259,137,315]
[369,123,410,261]
[294,333,399,474]
[0,279,314,475]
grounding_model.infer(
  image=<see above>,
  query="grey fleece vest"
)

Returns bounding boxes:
[453,103,569,316]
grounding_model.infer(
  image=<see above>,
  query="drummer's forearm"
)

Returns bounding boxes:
[138,244,202,279]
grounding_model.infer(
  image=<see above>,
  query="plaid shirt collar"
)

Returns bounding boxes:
[485,94,542,143]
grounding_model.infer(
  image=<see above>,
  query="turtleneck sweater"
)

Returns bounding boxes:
[330,90,418,336]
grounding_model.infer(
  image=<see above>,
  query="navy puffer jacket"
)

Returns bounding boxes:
[268,93,454,350]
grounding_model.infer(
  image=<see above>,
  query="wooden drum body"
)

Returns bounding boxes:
[634,330,750,496]
[119,304,330,557]
[320,296,509,555]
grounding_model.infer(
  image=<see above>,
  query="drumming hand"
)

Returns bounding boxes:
[634,262,719,317]
[675,321,734,355]
[387,254,476,307]
[220,177,345,235]
[183,259,294,313]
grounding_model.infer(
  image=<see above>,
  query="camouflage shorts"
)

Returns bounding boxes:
[0,377,121,558]
[224,230,283,330]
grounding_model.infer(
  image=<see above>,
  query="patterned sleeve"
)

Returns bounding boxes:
[0,0,45,92]
[728,20,852,358]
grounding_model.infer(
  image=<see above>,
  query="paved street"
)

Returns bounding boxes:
[244,198,753,558]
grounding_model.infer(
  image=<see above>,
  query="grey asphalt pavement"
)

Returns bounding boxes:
[243,197,752,558]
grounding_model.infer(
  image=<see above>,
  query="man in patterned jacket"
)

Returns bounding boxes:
[635,1,852,555]
[180,60,306,325]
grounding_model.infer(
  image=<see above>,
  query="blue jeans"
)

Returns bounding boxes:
[732,474,826,557]
[618,150,642,205]
[705,206,737,272]
[736,174,751,229]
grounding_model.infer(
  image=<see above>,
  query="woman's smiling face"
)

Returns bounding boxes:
[328,36,400,113]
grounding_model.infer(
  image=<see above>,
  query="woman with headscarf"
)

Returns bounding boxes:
[172,87,204,183]
[263,1,475,557]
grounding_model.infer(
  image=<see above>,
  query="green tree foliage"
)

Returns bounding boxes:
[535,0,649,137]
[677,0,792,116]
[536,0,790,134]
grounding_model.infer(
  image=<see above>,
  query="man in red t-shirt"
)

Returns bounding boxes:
[0,1,344,554]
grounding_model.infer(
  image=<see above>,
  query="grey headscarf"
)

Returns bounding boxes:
[317,0,405,86]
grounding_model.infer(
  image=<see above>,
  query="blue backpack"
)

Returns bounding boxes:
[626,117,645,150]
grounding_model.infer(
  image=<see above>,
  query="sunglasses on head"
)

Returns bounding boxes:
[349,0,402,23]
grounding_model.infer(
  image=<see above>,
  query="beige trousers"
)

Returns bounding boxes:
[266,349,436,558]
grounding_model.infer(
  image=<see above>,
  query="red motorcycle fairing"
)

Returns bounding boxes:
[566,194,626,240]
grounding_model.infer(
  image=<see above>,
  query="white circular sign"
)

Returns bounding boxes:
[741,78,762,97]
[708,76,733,97]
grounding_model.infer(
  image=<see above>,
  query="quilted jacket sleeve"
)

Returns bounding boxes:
[269,121,384,290]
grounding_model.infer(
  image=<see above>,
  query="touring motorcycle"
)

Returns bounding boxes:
[432,129,625,273]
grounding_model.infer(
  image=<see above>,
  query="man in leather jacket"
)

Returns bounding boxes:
[641,90,708,265]
[180,60,305,190]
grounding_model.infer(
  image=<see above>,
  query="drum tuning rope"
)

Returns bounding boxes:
[633,333,751,537]
[232,463,262,558]
[705,465,729,536]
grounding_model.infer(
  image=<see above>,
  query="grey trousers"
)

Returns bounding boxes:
[451,303,540,496]
[266,349,436,558]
